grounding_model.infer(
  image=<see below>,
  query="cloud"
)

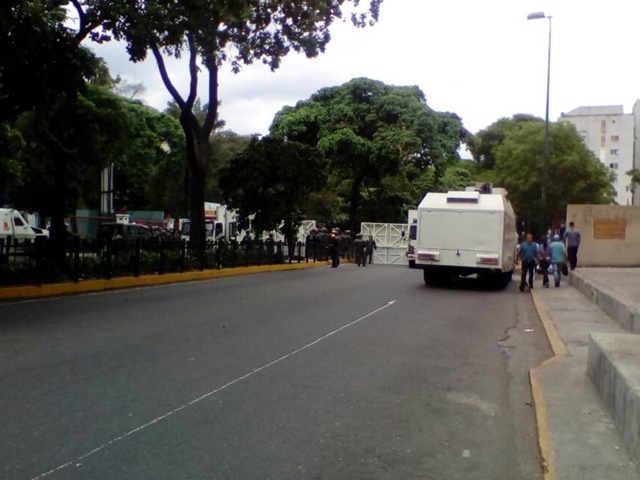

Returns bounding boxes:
[89,0,640,136]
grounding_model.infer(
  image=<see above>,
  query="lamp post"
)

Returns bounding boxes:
[528,11,552,233]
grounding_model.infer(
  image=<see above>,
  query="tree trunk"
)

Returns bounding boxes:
[180,112,209,252]
[349,176,364,232]
[50,150,68,270]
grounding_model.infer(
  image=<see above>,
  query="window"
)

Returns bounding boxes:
[13,216,25,227]
[611,135,619,141]
[610,163,619,169]
[610,149,619,155]
[612,190,618,197]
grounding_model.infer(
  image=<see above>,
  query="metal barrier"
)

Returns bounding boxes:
[0,236,317,287]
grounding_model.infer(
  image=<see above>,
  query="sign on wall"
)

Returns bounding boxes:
[593,218,626,240]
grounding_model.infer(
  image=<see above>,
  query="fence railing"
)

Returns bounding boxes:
[0,236,327,287]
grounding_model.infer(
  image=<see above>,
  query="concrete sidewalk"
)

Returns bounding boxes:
[529,269,640,480]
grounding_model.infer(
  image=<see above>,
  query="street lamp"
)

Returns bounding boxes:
[528,11,552,234]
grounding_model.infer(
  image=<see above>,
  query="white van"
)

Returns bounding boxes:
[0,209,37,242]
[411,189,517,286]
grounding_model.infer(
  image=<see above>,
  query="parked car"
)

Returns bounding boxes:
[97,223,151,241]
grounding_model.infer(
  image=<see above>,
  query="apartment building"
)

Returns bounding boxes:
[560,101,640,205]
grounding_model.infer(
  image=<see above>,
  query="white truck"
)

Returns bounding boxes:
[411,189,517,286]
[179,202,239,242]
[0,209,37,242]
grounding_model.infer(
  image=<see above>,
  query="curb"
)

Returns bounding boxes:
[569,271,640,333]
[0,260,332,301]
[529,288,569,480]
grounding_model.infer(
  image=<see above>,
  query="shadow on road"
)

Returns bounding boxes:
[423,276,515,292]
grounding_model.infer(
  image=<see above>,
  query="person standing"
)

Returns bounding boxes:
[305,228,317,261]
[563,221,581,270]
[518,233,538,292]
[365,235,377,265]
[550,234,567,287]
[265,232,276,258]
[538,237,551,288]
[354,233,367,267]
[327,230,340,268]
[340,230,353,260]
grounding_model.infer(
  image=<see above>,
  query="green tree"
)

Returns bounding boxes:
[0,1,118,265]
[627,168,640,200]
[112,100,187,215]
[270,78,469,228]
[86,0,381,250]
[219,136,326,242]
[494,121,613,230]
[470,114,542,170]
[206,131,252,202]
[13,85,129,226]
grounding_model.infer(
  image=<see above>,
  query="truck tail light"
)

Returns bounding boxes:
[476,254,499,265]
[418,251,440,261]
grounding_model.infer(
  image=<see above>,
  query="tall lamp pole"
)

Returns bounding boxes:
[528,11,552,234]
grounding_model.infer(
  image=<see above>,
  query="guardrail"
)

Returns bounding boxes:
[0,236,324,287]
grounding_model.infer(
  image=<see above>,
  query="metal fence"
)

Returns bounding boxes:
[0,236,324,287]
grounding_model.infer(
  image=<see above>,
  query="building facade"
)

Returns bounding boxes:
[560,101,640,206]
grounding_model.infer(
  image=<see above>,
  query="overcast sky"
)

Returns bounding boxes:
[91,0,640,140]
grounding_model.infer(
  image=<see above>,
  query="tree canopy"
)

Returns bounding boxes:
[493,121,613,230]
[270,78,469,227]
[76,0,382,248]
[468,114,542,170]
[219,136,326,240]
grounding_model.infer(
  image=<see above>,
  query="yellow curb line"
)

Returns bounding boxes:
[528,288,569,480]
[0,260,334,301]
[531,289,569,358]
[530,368,558,480]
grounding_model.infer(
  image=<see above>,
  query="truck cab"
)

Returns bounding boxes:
[0,209,37,242]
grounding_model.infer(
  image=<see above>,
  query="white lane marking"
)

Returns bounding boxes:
[29,300,396,480]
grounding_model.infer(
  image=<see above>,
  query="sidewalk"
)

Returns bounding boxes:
[529,269,640,480]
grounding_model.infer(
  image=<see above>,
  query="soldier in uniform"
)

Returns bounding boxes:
[327,230,341,268]
[354,233,367,267]
[305,228,317,261]
[318,227,330,261]
[340,230,353,260]
[365,235,377,265]
[265,232,276,257]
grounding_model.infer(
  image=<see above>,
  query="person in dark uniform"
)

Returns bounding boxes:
[365,235,377,265]
[340,230,353,260]
[305,228,317,261]
[327,230,340,268]
[354,233,367,267]
[265,232,276,257]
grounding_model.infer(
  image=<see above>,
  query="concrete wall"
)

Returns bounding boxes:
[566,205,640,267]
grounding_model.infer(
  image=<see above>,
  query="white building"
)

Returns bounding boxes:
[560,101,640,206]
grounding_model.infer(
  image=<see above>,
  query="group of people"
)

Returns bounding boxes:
[518,221,582,291]
[305,227,377,268]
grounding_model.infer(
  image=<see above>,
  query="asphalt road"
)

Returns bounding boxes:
[0,264,552,480]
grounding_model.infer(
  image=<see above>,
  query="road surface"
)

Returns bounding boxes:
[0,264,552,480]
